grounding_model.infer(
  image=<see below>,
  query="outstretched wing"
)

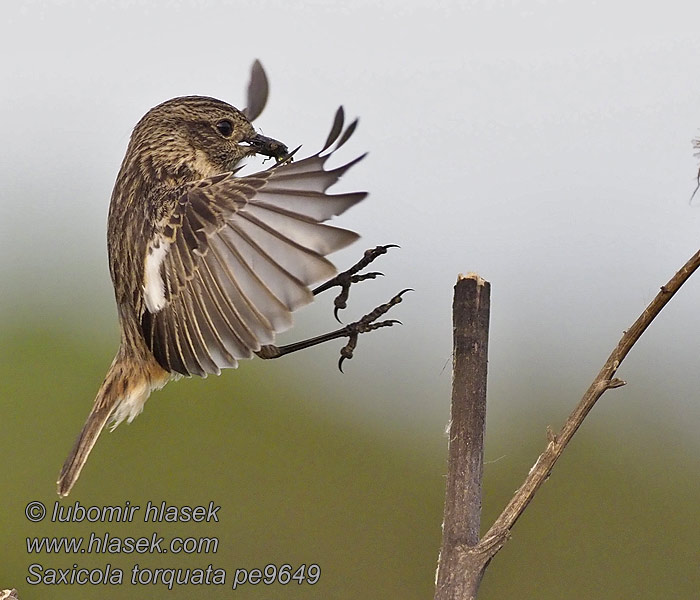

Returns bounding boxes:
[140,108,366,377]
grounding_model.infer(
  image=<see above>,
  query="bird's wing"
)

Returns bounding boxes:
[140,108,366,377]
[243,59,268,122]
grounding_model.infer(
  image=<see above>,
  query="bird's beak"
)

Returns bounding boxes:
[244,133,290,162]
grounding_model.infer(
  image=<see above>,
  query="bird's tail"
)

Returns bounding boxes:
[57,355,164,497]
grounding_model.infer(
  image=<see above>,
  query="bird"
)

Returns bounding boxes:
[56,63,406,497]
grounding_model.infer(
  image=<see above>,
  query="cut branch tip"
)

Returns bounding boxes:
[458,272,488,287]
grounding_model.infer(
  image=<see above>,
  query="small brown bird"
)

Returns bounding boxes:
[57,66,405,497]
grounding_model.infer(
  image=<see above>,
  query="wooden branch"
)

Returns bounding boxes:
[435,274,490,600]
[435,248,700,599]
[481,247,700,550]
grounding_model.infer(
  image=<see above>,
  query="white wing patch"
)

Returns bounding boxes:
[143,239,171,313]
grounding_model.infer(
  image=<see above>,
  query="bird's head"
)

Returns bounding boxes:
[121,96,288,184]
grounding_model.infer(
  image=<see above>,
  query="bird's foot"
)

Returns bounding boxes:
[313,244,400,321]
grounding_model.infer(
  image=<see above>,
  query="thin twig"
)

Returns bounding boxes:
[481,247,700,550]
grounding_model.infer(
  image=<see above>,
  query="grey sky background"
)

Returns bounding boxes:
[3,0,700,441]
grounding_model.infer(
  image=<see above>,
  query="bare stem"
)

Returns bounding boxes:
[435,274,490,600]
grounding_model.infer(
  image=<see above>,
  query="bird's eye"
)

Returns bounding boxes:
[215,119,234,137]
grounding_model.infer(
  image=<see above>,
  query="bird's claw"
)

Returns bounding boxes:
[336,289,411,372]
[313,244,400,322]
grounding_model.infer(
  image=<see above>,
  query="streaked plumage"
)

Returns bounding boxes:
[57,79,367,497]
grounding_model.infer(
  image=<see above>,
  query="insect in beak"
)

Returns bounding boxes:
[245,133,290,163]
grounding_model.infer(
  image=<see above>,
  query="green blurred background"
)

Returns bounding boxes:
[3,303,700,599]
[3,1,700,598]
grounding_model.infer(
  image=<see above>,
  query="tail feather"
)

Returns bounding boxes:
[57,400,115,498]
[57,355,165,497]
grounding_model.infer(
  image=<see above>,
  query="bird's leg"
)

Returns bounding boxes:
[312,244,399,321]
[256,288,410,371]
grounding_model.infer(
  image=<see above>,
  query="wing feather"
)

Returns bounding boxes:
[220,224,311,310]
[178,286,219,375]
[196,259,256,356]
[252,190,367,221]
[202,249,265,347]
[228,218,339,286]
